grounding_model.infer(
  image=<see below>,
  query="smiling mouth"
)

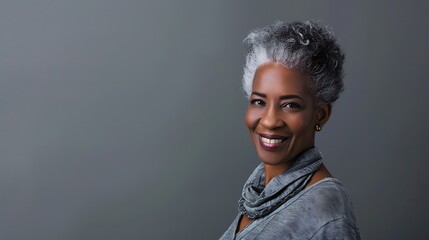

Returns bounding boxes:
[257,133,288,151]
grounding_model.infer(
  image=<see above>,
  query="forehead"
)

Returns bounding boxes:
[252,62,311,97]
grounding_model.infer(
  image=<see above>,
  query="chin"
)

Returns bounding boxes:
[255,148,290,166]
[259,158,286,166]
[252,137,292,166]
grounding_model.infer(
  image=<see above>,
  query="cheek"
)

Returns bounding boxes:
[286,113,313,134]
[245,107,259,130]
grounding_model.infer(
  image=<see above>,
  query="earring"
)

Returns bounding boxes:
[315,124,322,132]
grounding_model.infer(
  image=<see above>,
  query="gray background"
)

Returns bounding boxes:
[0,0,428,239]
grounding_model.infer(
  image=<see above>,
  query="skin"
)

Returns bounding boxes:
[236,62,334,234]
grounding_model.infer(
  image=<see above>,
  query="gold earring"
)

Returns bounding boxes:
[315,124,322,131]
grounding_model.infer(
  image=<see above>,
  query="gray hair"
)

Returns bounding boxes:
[242,20,345,105]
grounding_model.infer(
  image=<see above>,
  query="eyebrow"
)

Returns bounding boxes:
[251,91,304,101]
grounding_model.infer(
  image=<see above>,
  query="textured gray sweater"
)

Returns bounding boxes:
[220,177,361,239]
[220,147,361,240]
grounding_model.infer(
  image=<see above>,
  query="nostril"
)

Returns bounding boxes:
[260,116,285,129]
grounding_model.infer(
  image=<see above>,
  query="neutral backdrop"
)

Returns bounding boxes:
[1,1,428,239]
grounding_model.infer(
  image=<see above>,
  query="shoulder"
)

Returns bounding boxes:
[298,178,356,220]
[277,178,357,219]
[263,178,360,239]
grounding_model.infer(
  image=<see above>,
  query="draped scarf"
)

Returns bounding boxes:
[238,146,323,219]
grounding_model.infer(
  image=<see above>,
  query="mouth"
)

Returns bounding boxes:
[257,132,289,151]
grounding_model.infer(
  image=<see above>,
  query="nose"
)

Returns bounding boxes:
[260,105,285,129]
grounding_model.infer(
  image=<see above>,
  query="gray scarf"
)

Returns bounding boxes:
[238,146,323,219]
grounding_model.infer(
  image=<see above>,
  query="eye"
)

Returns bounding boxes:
[282,102,302,109]
[250,99,265,106]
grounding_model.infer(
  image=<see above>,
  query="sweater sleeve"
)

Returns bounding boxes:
[309,217,361,240]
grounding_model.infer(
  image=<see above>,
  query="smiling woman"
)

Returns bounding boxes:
[246,63,323,168]
[219,21,361,240]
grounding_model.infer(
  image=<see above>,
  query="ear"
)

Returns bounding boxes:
[315,103,332,128]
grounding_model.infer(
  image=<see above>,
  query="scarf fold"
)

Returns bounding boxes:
[238,146,323,219]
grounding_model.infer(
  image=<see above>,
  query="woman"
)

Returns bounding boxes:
[220,21,361,239]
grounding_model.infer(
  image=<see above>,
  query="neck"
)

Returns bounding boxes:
[264,163,290,186]
[263,145,316,186]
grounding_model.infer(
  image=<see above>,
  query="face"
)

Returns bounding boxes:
[245,62,321,167]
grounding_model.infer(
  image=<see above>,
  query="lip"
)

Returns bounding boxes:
[257,132,288,151]
[257,132,288,139]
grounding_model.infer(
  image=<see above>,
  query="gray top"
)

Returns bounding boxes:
[219,177,361,240]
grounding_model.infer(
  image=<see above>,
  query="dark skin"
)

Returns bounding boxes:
[236,62,333,234]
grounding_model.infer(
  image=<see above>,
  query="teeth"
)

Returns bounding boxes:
[261,136,283,144]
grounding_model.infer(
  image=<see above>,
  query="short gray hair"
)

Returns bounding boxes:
[242,20,345,105]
